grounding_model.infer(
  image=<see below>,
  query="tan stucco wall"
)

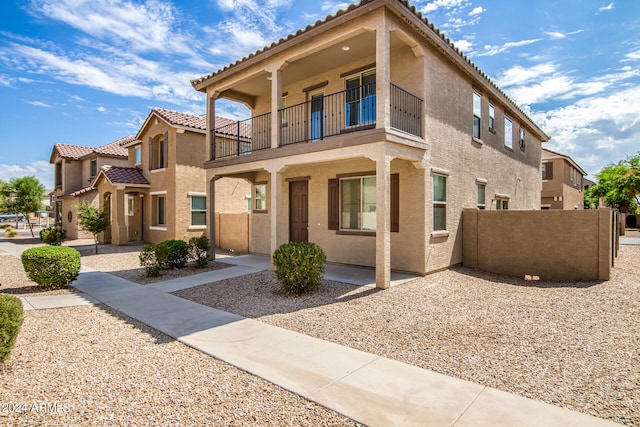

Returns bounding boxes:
[61,192,98,240]
[541,157,584,210]
[215,212,249,252]
[462,208,613,281]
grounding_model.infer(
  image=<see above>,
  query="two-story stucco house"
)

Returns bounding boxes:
[541,148,586,210]
[192,0,549,288]
[92,108,250,245]
[50,136,132,239]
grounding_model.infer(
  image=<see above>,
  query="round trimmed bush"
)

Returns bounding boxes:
[272,242,326,295]
[21,246,81,289]
[155,239,189,270]
[39,226,66,245]
[0,295,23,363]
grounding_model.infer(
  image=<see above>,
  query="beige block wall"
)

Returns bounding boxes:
[462,208,613,281]
[215,178,251,213]
[215,212,250,252]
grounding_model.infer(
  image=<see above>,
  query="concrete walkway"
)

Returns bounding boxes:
[1,242,622,426]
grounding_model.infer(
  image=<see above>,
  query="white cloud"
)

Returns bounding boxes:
[423,0,466,13]
[497,63,556,87]
[544,29,583,39]
[469,6,484,16]
[0,161,54,189]
[478,39,543,57]
[27,100,52,108]
[623,48,640,62]
[598,2,614,12]
[453,39,473,54]
[320,1,351,13]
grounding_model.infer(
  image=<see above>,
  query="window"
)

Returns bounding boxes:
[473,92,481,139]
[496,199,509,210]
[519,127,525,151]
[55,162,62,188]
[504,117,513,149]
[90,159,97,179]
[280,96,287,125]
[340,176,376,231]
[345,69,376,127]
[127,196,134,216]
[191,196,206,226]
[149,133,168,170]
[152,195,166,226]
[135,146,141,165]
[254,184,266,211]
[433,175,447,231]
[477,183,486,210]
[542,162,553,180]
[488,104,495,132]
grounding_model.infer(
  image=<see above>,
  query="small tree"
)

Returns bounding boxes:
[0,176,44,237]
[76,201,109,254]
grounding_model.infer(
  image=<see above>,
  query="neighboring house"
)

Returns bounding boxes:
[541,148,586,210]
[93,108,250,245]
[191,0,549,288]
[50,136,132,239]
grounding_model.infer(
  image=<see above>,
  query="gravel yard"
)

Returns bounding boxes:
[175,245,640,427]
[1,234,638,426]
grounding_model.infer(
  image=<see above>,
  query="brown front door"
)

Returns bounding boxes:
[290,180,308,242]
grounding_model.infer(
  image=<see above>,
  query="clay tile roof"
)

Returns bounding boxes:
[95,135,134,157]
[54,143,94,160]
[153,108,206,130]
[101,166,150,185]
[66,186,96,197]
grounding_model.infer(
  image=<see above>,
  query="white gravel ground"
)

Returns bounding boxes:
[1,235,638,426]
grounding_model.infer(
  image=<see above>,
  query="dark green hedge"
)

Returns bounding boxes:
[272,242,326,295]
[0,295,24,363]
[21,246,81,289]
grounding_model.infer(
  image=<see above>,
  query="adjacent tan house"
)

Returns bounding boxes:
[192,0,549,288]
[93,108,250,245]
[541,148,586,210]
[50,136,132,239]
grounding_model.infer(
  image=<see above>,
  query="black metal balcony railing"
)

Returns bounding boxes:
[211,83,422,160]
[212,112,271,160]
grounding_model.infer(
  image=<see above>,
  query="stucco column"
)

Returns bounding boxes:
[269,168,284,266]
[112,187,127,246]
[376,13,391,131]
[375,151,392,289]
[207,177,216,260]
[269,67,283,149]
[206,91,219,161]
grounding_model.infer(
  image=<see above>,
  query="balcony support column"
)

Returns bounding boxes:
[111,187,127,246]
[206,91,219,160]
[269,67,283,149]
[375,149,392,289]
[376,12,391,131]
[268,166,285,266]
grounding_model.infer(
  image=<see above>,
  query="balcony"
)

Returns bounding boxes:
[211,83,422,160]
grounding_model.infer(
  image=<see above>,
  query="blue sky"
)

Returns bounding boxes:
[1,0,639,189]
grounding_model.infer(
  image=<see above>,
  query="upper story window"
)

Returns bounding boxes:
[473,92,481,139]
[90,159,97,180]
[488,104,495,132]
[254,183,267,212]
[149,132,168,170]
[345,69,376,127]
[341,175,376,231]
[135,146,141,165]
[55,162,62,188]
[504,117,513,149]
[519,127,525,152]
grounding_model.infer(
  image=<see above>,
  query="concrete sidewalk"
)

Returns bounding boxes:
[2,242,621,426]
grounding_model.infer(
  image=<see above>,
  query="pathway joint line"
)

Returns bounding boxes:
[450,385,486,427]
[306,355,382,398]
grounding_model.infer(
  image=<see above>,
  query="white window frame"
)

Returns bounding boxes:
[135,145,141,165]
[127,196,135,216]
[433,174,447,232]
[339,175,376,232]
[150,191,167,230]
[473,91,481,139]
[253,183,267,212]
[189,194,206,227]
[477,183,486,210]
[504,117,513,149]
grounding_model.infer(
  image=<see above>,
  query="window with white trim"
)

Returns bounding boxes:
[504,117,513,149]
[152,195,166,226]
[488,104,495,132]
[340,176,376,231]
[473,92,481,139]
[496,198,509,210]
[433,174,447,231]
[90,159,97,180]
[127,196,135,216]
[477,183,486,210]
[519,127,525,151]
[190,196,206,226]
[254,184,267,211]
[135,146,141,165]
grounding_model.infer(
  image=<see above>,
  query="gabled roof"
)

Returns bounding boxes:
[135,108,206,140]
[191,0,548,141]
[50,136,132,163]
[542,148,587,176]
[93,165,150,187]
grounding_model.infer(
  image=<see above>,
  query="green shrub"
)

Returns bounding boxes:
[21,246,81,289]
[39,226,66,245]
[188,236,210,268]
[155,239,189,270]
[272,242,327,295]
[5,226,17,238]
[0,295,23,363]
[139,244,160,277]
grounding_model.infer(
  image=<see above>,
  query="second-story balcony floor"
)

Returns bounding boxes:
[211,82,423,161]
